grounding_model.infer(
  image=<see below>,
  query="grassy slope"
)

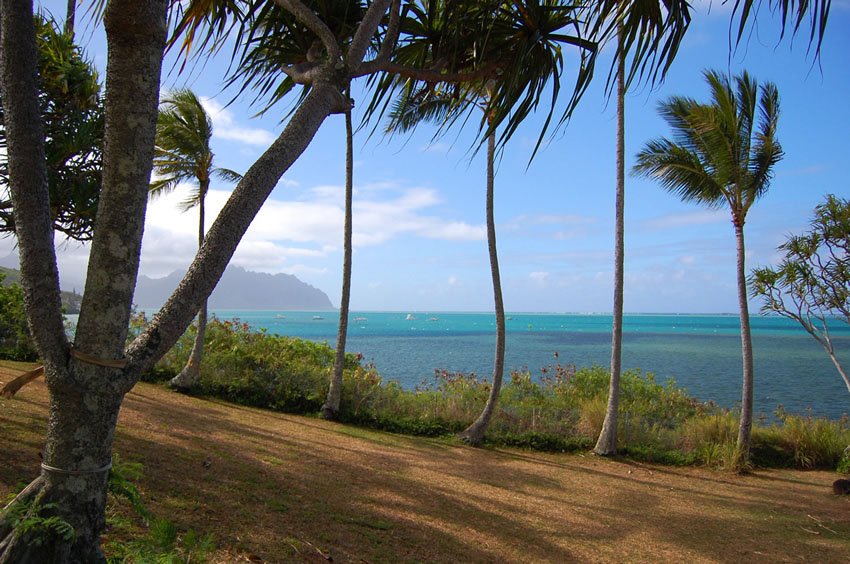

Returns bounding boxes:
[2,365,849,563]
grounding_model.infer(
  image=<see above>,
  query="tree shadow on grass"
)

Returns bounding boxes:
[3,380,849,563]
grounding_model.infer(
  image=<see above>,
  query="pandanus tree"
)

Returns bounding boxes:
[0,13,103,242]
[633,70,783,469]
[150,89,242,392]
[0,0,830,558]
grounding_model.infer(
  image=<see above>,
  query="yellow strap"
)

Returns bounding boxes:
[70,348,128,369]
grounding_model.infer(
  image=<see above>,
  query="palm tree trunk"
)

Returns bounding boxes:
[459,129,505,446]
[733,216,755,470]
[65,0,76,36]
[171,183,209,392]
[323,103,354,420]
[595,28,625,456]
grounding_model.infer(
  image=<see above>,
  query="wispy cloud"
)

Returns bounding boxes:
[777,164,826,177]
[420,142,452,154]
[135,181,484,278]
[200,97,276,147]
[641,210,727,230]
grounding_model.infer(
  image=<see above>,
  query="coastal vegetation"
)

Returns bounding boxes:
[0,13,102,241]
[0,0,840,560]
[137,314,850,472]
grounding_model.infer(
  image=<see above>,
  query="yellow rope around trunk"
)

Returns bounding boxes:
[69,348,128,369]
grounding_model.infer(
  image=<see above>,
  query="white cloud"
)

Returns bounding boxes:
[679,255,696,265]
[135,180,484,279]
[199,97,276,147]
[529,271,550,284]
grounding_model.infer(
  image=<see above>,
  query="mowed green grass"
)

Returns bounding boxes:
[2,367,849,563]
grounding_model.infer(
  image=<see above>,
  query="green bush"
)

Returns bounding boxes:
[141,318,850,470]
[0,273,38,361]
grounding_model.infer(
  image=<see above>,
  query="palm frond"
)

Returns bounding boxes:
[635,69,783,218]
[731,0,832,59]
[213,167,243,183]
[633,138,725,208]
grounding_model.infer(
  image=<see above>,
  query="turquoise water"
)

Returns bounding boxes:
[201,311,850,420]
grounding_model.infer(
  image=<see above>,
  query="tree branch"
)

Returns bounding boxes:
[273,0,342,64]
[347,0,395,71]
[0,0,69,367]
[355,60,502,83]
[281,62,323,84]
[123,82,343,386]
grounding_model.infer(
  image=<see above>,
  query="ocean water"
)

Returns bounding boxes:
[202,310,850,420]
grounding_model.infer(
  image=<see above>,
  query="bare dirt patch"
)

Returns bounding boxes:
[2,371,848,562]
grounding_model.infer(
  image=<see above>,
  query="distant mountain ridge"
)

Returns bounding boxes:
[133,266,335,310]
[1,266,83,313]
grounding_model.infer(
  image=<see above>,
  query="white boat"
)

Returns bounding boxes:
[405,314,415,320]
[312,315,324,320]
[353,317,368,322]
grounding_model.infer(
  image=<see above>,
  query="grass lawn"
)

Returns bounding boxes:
[2,363,849,562]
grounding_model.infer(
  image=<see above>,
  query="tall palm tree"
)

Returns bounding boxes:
[322,86,355,420]
[151,89,242,392]
[594,28,626,456]
[633,70,783,469]
[389,85,504,445]
[380,1,598,445]
[591,0,692,457]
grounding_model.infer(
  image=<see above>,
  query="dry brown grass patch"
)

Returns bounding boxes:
[1,375,849,563]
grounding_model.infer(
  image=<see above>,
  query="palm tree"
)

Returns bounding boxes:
[151,89,242,392]
[209,0,365,420]
[321,86,355,420]
[633,70,783,469]
[594,29,626,456]
[590,0,692,457]
[460,104,505,445]
[380,0,601,445]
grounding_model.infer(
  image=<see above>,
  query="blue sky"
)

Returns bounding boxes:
[3,1,849,313]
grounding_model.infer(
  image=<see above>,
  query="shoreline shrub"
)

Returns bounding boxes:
[139,317,850,469]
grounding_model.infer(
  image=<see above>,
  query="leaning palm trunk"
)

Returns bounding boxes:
[595,30,626,456]
[323,103,354,420]
[170,185,208,391]
[733,217,755,469]
[459,129,505,445]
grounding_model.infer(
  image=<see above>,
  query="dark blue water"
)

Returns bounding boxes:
[199,311,850,419]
